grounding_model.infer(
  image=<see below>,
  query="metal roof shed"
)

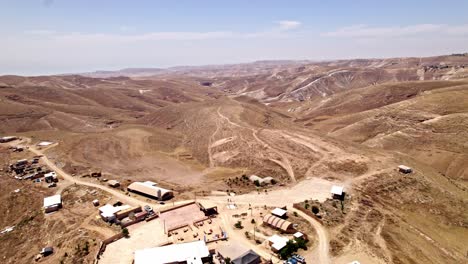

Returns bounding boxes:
[271,207,287,218]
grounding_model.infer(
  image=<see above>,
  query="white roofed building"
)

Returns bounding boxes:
[331,185,344,199]
[271,207,287,218]
[398,165,412,174]
[134,240,211,264]
[128,181,174,201]
[0,136,17,143]
[43,194,62,213]
[98,204,131,221]
[268,234,289,252]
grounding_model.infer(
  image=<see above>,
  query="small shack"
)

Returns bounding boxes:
[398,165,412,174]
[44,172,57,183]
[43,195,62,213]
[330,185,345,200]
[107,180,120,188]
[271,207,287,218]
[293,231,307,241]
[197,201,218,216]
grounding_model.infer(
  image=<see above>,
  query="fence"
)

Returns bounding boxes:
[94,232,125,263]
[292,203,323,224]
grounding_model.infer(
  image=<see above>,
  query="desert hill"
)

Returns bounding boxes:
[0,54,467,264]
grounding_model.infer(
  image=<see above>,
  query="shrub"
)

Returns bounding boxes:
[122,227,129,237]
[312,206,319,215]
[244,231,250,238]
[251,219,256,224]
[234,221,243,229]
[254,180,260,187]
[304,203,309,209]
[279,240,298,260]
[293,211,298,217]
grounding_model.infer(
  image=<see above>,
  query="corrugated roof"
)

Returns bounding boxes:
[43,195,61,208]
[262,214,293,231]
[134,240,209,264]
[128,182,173,198]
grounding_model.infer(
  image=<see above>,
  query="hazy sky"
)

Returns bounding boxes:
[1,0,468,75]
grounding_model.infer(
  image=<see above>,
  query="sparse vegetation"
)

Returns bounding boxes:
[234,221,243,229]
[122,227,129,237]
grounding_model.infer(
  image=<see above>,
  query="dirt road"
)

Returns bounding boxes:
[292,208,330,264]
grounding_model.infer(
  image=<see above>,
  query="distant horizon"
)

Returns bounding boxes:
[2,51,467,77]
[2,1,468,75]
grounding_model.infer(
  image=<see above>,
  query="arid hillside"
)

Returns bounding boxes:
[0,54,467,264]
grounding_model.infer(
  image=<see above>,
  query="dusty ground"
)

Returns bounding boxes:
[1,55,467,263]
[0,146,115,264]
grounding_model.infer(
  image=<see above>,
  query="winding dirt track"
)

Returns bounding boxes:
[216,107,297,182]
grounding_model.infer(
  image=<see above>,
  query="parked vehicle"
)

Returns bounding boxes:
[144,205,153,213]
[291,254,306,263]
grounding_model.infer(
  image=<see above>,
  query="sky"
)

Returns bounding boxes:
[1,0,468,75]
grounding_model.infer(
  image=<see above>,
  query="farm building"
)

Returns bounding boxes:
[115,206,142,220]
[37,141,53,147]
[268,234,289,252]
[44,172,57,183]
[134,240,211,264]
[217,243,261,264]
[43,195,62,213]
[249,175,275,186]
[0,136,17,143]
[127,181,174,200]
[98,204,131,221]
[331,185,344,199]
[197,201,218,216]
[107,180,120,188]
[271,207,287,218]
[398,165,412,174]
[294,231,307,241]
[262,176,275,184]
[262,214,296,233]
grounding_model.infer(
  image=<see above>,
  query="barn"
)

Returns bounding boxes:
[262,214,296,233]
[127,181,174,201]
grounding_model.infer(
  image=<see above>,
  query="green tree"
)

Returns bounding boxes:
[122,227,129,237]
[312,206,319,214]
[279,240,298,260]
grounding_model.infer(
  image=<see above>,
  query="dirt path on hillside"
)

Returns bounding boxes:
[252,129,296,182]
[208,118,221,168]
[216,107,297,182]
